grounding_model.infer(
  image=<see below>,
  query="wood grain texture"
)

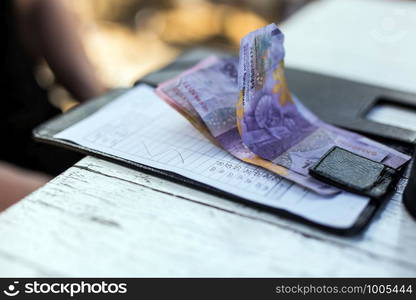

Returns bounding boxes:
[0,156,415,277]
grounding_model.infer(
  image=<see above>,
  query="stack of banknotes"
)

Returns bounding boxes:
[156,23,410,195]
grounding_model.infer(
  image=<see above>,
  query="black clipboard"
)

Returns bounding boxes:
[33,48,415,236]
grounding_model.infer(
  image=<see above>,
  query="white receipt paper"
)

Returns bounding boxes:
[55,84,370,229]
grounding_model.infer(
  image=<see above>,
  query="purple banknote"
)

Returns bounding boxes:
[156,23,410,195]
[156,56,339,194]
[237,23,409,175]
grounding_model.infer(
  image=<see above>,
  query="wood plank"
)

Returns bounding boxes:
[75,157,416,266]
[0,157,414,276]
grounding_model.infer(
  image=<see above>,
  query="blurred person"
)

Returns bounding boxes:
[3,0,106,209]
[0,162,51,212]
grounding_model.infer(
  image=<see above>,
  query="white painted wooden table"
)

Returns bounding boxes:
[1,0,415,277]
[0,156,415,277]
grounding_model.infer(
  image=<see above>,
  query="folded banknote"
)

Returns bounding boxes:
[156,23,410,195]
[157,56,340,195]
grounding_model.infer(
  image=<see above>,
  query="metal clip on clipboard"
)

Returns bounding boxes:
[309,146,401,200]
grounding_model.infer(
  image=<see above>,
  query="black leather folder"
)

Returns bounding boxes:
[33,48,415,236]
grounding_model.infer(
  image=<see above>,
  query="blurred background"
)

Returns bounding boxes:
[36,0,314,111]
